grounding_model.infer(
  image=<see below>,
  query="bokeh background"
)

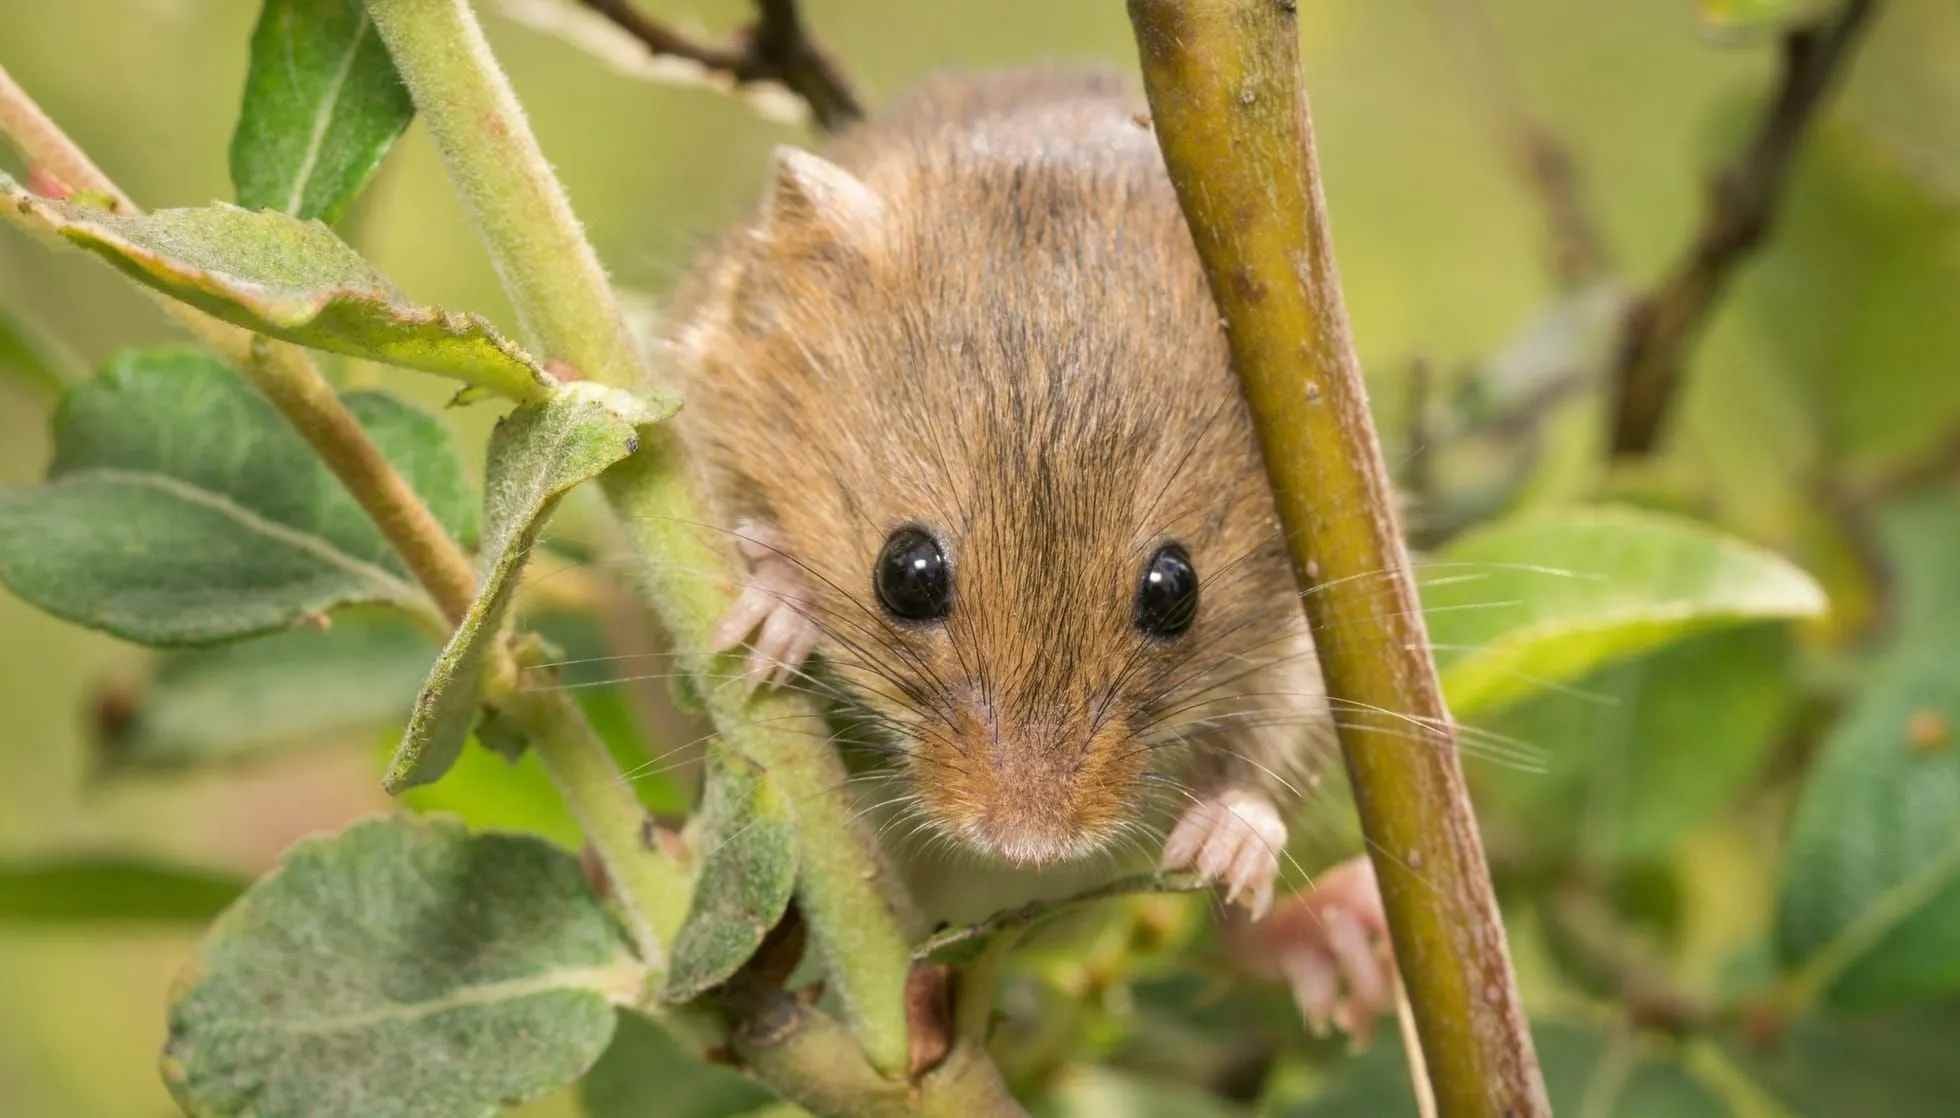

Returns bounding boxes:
[3,1,1958,1115]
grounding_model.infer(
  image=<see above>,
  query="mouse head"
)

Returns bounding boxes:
[699,143,1315,867]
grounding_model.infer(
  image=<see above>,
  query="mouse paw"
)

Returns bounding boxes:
[1233,855,1395,1045]
[709,519,821,688]
[1160,788,1287,919]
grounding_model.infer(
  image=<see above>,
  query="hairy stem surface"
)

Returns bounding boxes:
[366,0,973,1096]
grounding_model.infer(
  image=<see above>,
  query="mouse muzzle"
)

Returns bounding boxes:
[910,696,1146,867]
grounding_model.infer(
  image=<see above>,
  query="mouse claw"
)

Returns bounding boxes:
[711,520,822,690]
[1161,788,1286,919]
[1233,855,1395,1048]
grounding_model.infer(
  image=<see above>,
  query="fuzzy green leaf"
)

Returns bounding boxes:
[662,746,798,1003]
[0,173,551,401]
[385,383,669,791]
[163,815,644,1118]
[1424,506,1828,716]
[0,348,471,645]
[99,610,437,773]
[0,857,245,925]
[231,0,414,222]
[1776,495,1960,1010]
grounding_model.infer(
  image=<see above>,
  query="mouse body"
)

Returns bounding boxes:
[662,69,1390,1032]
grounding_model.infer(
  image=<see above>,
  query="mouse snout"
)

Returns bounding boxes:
[912,696,1145,867]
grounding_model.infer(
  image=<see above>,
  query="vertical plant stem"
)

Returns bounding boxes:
[1124,3,1548,1116]
[0,63,479,624]
[506,684,692,960]
[362,0,640,387]
[365,0,919,1082]
[603,436,918,1078]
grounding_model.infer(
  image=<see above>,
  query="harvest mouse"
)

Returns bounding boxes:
[665,69,1394,1037]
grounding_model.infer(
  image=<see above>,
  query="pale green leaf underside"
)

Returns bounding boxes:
[386,383,671,790]
[663,747,798,1002]
[1424,505,1828,717]
[164,815,642,1118]
[103,610,437,772]
[231,0,414,223]
[0,348,471,645]
[0,173,551,401]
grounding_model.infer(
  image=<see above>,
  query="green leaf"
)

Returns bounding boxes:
[99,610,437,772]
[1478,624,1795,865]
[0,856,245,924]
[662,746,798,1003]
[231,0,414,223]
[0,348,471,645]
[163,815,644,1118]
[1281,1020,1727,1117]
[386,383,669,791]
[1776,495,1960,1010]
[1424,506,1827,717]
[0,173,552,401]
[1723,1003,1960,1116]
[1740,126,1960,469]
[0,305,75,393]
[577,1010,772,1118]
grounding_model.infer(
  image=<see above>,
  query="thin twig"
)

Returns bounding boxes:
[0,64,480,625]
[577,0,862,132]
[1609,0,1880,455]
[1393,979,1439,1118]
[911,871,1206,963]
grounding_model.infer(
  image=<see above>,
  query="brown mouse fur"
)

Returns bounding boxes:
[663,69,1333,894]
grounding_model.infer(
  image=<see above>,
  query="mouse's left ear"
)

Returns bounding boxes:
[758,146,885,254]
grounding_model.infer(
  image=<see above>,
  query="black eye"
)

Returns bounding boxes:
[1135,542,1198,638]
[874,526,952,622]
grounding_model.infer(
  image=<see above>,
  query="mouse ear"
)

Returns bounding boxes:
[759,145,884,251]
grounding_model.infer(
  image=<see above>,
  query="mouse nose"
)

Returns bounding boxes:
[911,701,1145,867]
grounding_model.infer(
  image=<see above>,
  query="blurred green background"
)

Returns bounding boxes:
[2,1,1958,1115]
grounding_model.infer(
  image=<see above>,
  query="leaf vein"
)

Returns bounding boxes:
[283,14,373,215]
[63,467,427,606]
[256,960,643,1035]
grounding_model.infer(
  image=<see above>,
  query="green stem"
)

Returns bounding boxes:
[506,685,691,962]
[604,436,917,1078]
[362,0,640,387]
[729,992,1021,1118]
[0,63,480,625]
[367,0,923,1085]
[1124,3,1547,1116]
